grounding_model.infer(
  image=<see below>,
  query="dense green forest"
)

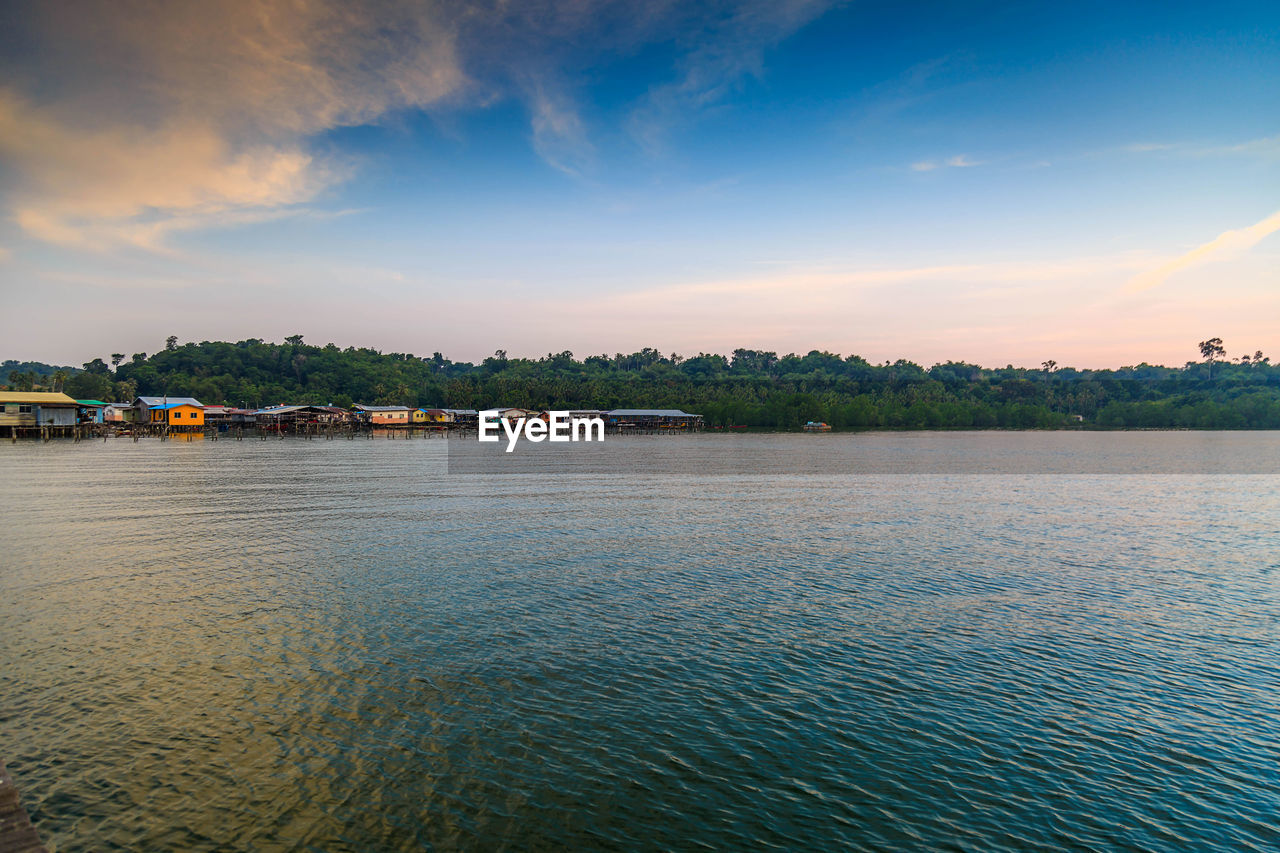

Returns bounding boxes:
[6,335,1279,429]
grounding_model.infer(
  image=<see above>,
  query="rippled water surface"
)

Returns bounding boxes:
[3,432,1279,851]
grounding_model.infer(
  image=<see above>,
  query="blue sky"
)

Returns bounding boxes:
[1,0,1276,367]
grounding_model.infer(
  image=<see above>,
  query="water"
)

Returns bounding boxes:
[2,432,1279,851]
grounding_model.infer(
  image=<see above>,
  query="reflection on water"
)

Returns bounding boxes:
[2,433,1279,851]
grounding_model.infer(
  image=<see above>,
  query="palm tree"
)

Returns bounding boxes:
[52,370,68,393]
[10,371,36,391]
[1041,360,1057,389]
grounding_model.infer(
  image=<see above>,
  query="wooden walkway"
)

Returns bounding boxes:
[0,763,46,853]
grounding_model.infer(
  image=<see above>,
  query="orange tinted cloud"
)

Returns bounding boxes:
[1127,208,1280,292]
[0,1,465,249]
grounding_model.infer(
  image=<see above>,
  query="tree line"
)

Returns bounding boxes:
[6,336,1279,429]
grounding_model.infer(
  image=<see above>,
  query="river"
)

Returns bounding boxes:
[2,432,1278,850]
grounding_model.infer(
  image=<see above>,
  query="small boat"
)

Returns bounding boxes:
[803,421,832,432]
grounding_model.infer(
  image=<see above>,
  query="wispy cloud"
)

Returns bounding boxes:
[1191,134,1280,159]
[526,83,594,176]
[1123,142,1174,153]
[1127,208,1280,293]
[911,154,983,172]
[418,250,1188,365]
[609,253,1154,309]
[1120,134,1280,159]
[627,0,834,154]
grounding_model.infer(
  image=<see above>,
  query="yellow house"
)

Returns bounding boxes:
[0,391,80,428]
[148,402,205,428]
[414,408,452,424]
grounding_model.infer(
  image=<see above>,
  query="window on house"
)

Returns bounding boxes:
[19,404,32,413]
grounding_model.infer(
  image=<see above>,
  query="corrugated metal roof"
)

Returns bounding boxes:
[0,391,79,405]
[254,405,349,415]
[76,400,108,406]
[607,409,700,417]
[135,395,204,407]
[353,404,411,412]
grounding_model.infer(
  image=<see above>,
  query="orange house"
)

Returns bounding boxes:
[148,402,206,428]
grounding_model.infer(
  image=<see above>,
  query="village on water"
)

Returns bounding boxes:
[0,391,705,441]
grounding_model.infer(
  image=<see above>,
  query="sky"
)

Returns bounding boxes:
[0,0,1276,368]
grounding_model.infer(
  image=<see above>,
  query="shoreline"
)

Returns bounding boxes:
[5,424,1280,446]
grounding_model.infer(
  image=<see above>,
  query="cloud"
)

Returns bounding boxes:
[593,253,1155,317]
[526,84,594,175]
[405,249,1193,366]
[0,1,466,250]
[1120,135,1280,159]
[1190,134,1280,159]
[1127,209,1280,293]
[0,93,337,251]
[627,0,834,153]
[911,154,982,171]
[0,1,845,235]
